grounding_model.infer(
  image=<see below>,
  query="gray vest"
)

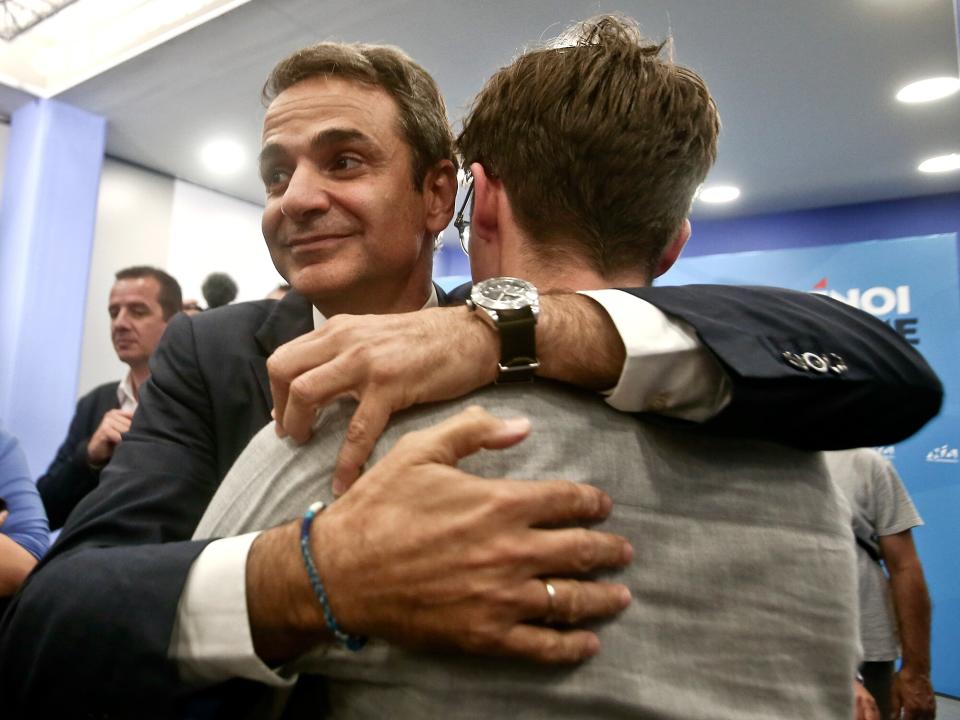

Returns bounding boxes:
[197,381,857,719]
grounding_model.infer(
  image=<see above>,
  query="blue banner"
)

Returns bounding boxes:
[662,234,960,694]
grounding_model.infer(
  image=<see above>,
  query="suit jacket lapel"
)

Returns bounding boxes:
[433,281,451,307]
[443,280,472,305]
[251,290,314,407]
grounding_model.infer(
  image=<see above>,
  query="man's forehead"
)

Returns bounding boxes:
[261,76,399,142]
[110,277,161,303]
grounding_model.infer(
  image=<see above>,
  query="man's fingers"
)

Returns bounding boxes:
[106,417,131,435]
[269,376,290,438]
[280,358,362,444]
[333,397,391,495]
[521,578,631,625]
[524,526,633,576]
[494,624,601,664]
[267,330,344,434]
[506,478,614,528]
[398,406,531,467]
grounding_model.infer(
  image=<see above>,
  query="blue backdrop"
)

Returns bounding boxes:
[661,233,960,695]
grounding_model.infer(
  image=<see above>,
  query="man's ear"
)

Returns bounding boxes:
[423,159,458,235]
[653,218,691,278]
[469,162,501,245]
[468,162,503,279]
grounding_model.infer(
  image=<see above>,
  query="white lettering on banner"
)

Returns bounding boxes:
[926,445,959,464]
[814,285,911,316]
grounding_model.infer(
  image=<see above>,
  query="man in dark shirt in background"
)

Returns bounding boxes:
[37,265,181,528]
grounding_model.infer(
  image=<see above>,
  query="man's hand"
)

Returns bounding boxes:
[891,669,936,719]
[880,531,935,719]
[268,294,625,492]
[247,406,633,665]
[268,306,499,492]
[85,409,133,466]
[854,681,880,720]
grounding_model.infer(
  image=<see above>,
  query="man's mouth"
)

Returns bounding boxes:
[287,233,352,253]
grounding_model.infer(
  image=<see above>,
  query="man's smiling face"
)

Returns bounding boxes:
[259,76,437,316]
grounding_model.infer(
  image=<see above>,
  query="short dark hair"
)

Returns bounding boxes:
[201,272,238,309]
[114,266,182,320]
[263,42,456,188]
[457,15,720,279]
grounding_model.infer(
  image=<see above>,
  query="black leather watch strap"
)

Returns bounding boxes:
[496,307,538,383]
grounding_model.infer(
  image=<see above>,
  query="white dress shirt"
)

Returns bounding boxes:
[171,288,731,686]
[117,372,139,413]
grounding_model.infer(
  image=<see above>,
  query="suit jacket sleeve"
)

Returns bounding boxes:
[35,384,117,529]
[623,284,942,448]
[0,315,223,716]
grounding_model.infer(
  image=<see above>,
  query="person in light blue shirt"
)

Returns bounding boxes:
[0,429,50,598]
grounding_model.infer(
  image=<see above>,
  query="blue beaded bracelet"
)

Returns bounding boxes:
[299,501,367,651]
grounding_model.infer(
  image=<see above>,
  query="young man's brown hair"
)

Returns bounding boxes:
[457,15,720,279]
[263,42,456,188]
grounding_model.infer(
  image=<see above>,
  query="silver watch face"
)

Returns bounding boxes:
[471,277,540,312]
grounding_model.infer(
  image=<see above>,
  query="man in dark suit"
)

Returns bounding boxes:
[0,39,941,718]
[36,265,182,528]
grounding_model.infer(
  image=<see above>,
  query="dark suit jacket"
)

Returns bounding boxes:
[0,284,941,717]
[37,381,120,529]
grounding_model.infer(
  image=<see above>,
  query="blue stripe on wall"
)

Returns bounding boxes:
[0,99,106,476]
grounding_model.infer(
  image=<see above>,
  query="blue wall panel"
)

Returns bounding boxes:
[0,99,106,476]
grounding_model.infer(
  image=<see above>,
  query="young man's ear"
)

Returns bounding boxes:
[423,159,458,235]
[468,162,502,244]
[467,162,504,279]
[653,219,692,278]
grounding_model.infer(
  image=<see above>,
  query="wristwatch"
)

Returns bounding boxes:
[466,277,540,383]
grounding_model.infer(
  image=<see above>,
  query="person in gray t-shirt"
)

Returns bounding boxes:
[826,448,935,720]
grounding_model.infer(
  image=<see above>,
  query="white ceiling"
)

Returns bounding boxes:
[2,0,959,218]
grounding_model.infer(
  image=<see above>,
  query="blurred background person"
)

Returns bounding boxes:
[827,448,936,720]
[0,428,49,608]
[182,298,203,315]
[265,283,291,301]
[201,271,238,310]
[37,266,182,529]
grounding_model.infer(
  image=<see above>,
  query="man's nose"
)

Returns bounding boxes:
[113,309,132,329]
[280,165,332,223]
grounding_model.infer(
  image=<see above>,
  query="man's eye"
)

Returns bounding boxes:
[263,169,290,190]
[333,156,362,171]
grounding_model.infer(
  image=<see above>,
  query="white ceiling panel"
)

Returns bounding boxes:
[1,0,958,217]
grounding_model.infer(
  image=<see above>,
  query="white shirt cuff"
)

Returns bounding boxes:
[578,289,732,421]
[169,533,297,688]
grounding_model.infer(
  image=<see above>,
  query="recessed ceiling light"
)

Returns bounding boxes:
[697,185,741,204]
[896,77,960,104]
[917,153,960,174]
[200,138,246,175]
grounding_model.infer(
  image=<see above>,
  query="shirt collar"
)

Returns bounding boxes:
[116,372,138,413]
[311,285,440,330]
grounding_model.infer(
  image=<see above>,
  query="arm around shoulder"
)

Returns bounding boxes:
[613,284,942,448]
